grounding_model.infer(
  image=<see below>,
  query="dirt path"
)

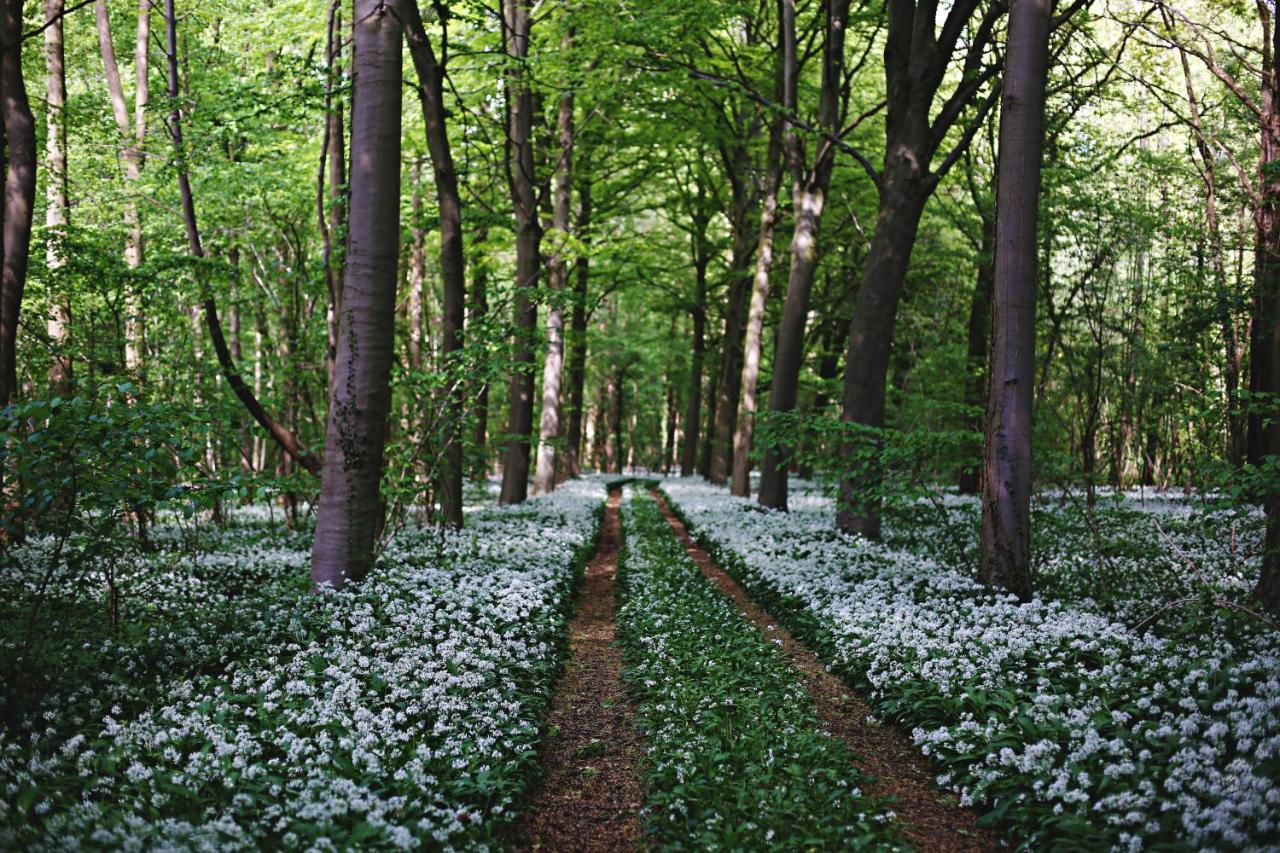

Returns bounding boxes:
[651,490,1001,852]
[516,488,645,852]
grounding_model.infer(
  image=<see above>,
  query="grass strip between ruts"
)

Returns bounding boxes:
[615,489,902,850]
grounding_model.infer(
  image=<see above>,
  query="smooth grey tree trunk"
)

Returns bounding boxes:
[563,180,592,478]
[732,0,794,498]
[468,227,490,477]
[756,0,851,510]
[45,0,70,391]
[94,0,148,374]
[536,81,574,494]
[310,0,403,588]
[403,0,465,526]
[499,0,540,505]
[680,198,711,475]
[978,0,1051,600]
[0,0,37,407]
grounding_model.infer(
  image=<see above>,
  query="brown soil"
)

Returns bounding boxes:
[651,490,1002,852]
[515,488,645,852]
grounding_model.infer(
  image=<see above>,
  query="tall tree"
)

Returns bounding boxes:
[979,0,1052,600]
[94,0,148,374]
[732,0,794,498]
[319,0,346,392]
[46,0,70,391]
[498,0,540,505]
[562,177,592,477]
[0,0,37,406]
[162,0,317,477]
[756,0,853,509]
[536,40,575,494]
[403,0,465,526]
[311,0,404,587]
[836,1,1012,537]
[679,178,713,475]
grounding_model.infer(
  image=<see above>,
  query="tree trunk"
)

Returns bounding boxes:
[756,0,850,510]
[468,227,490,478]
[610,367,626,474]
[708,166,756,484]
[94,0,147,374]
[664,374,678,473]
[163,0,317,475]
[311,0,403,588]
[958,212,995,494]
[320,2,345,392]
[732,0,794,497]
[403,1,464,525]
[46,0,71,392]
[535,80,574,494]
[680,213,710,475]
[978,0,1051,601]
[834,177,930,536]
[408,159,426,372]
[1258,0,1280,614]
[0,0,37,407]
[498,0,540,505]
[563,179,592,478]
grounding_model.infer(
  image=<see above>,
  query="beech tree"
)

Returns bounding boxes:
[403,0,465,527]
[0,0,37,408]
[45,0,70,392]
[498,0,541,505]
[979,0,1053,599]
[310,0,403,587]
[756,0,853,510]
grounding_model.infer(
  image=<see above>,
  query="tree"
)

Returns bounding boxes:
[536,32,575,494]
[45,0,70,392]
[756,0,853,510]
[835,1,1010,537]
[498,0,540,505]
[310,0,404,588]
[979,0,1052,600]
[403,0,465,526]
[0,0,37,407]
[731,0,793,498]
[93,0,149,374]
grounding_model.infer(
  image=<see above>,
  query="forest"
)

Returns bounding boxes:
[1,0,1278,848]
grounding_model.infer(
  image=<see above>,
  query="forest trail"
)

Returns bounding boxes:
[516,487,645,851]
[650,489,1002,852]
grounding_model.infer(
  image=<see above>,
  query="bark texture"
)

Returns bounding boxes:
[563,180,592,478]
[757,0,851,510]
[0,0,37,407]
[731,0,794,498]
[403,0,465,526]
[94,0,148,373]
[978,0,1051,601]
[535,80,574,494]
[311,0,403,588]
[837,0,1006,537]
[680,200,711,475]
[46,0,71,391]
[498,0,540,505]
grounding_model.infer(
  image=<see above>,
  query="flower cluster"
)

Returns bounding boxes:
[660,478,1280,850]
[615,489,900,850]
[0,480,604,849]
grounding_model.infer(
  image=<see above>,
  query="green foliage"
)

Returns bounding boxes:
[615,491,900,849]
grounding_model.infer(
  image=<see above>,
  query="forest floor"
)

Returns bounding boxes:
[516,487,645,851]
[3,476,1277,849]
[650,489,999,852]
